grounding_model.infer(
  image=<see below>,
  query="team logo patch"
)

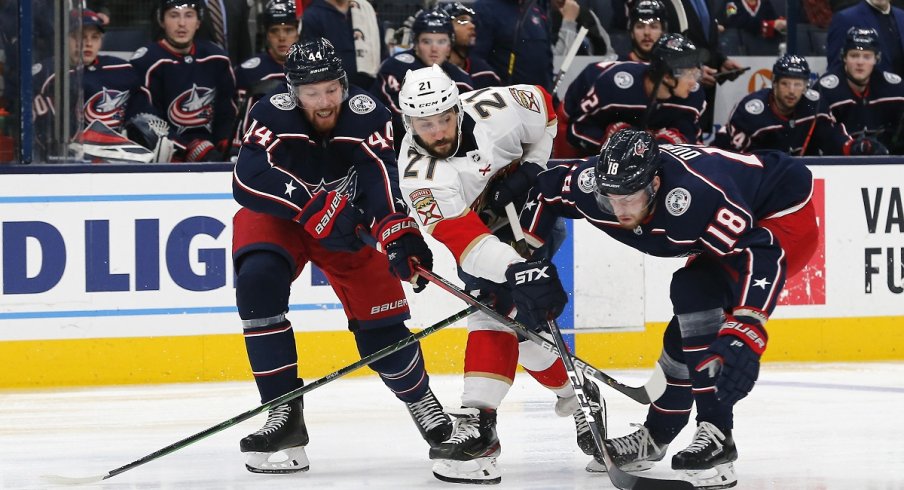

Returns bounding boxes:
[744,98,764,115]
[394,53,415,64]
[509,88,541,113]
[241,57,261,69]
[349,94,377,114]
[168,84,216,132]
[131,47,147,60]
[85,88,131,130]
[665,187,691,216]
[577,167,596,193]
[270,92,296,110]
[804,89,820,101]
[31,63,42,76]
[819,74,839,89]
[884,71,902,84]
[614,71,634,89]
[633,139,648,156]
[409,188,444,226]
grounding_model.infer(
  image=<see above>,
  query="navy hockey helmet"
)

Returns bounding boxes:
[284,39,348,103]
[649,33,708,80]
[594,129,662,212]
[772,54,810,82]
[629,0,667,30]
[263,0,298,28]
[412,8,454,42]
[158,0,204,22]
[843,27,881,57]
[440,2,476,20]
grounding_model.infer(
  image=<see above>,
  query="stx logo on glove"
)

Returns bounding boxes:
[720,321,766,354]
[513,265,550,285]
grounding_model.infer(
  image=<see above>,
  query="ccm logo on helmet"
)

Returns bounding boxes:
[513,266,550,285]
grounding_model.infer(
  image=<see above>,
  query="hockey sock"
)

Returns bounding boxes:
[461,330,519,408]
[677,308,734,430]
[354,323,429,403]
[518,339,571,397]
[644,317,693,444]
[236,251,300,403]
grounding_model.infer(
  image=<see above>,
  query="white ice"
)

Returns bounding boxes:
[2,362,903,490]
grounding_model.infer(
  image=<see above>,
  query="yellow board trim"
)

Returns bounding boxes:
[2,317,902,389]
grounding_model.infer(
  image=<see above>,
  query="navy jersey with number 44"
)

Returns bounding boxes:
[521,145,813,317]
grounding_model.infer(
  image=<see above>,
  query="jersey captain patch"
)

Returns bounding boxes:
[665,187,692,216]
[349,94,377,114]
[409,188,444,226]
[509,88,541,113]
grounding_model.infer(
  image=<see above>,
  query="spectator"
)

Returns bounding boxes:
[131,0,237,162]
[817,27,904,154]
[802,0,833,28]
[301,0,386,89]
[371,8,473,150]
[715,54,856,155]
[619,0,668,61]
[563,33,707,155]
[720,0,786,40]
[472,0,554,90]
[440,2,502,89]
[827,0,904,75]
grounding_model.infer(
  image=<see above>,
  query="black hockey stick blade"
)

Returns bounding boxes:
[41,305,477,485]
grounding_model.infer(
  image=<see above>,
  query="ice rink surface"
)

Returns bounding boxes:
[2,362,903,490]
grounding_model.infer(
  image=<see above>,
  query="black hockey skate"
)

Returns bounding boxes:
[671,422,738,489]
[556,378,605,456]
[430,407,502,484]
[240,398,310,474]
[405,388,453,448]
[586,423,667,473]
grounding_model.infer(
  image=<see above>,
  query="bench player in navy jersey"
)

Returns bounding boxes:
[232,38,451,474]
[371,8,474,150]
[130,0,236,162]
[440,2,501,89]
[716,54,858,155]
[564,33,707,156]
[816,27,904,154]
[618,0,668,62]
[519,130,818,488]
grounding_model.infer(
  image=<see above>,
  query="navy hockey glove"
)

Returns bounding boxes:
[696,315,768,405]
[844,136,889,156]
[487,162,544,215]
[505,259,568,332]
[299,190,366,252]
[376,214,433,293]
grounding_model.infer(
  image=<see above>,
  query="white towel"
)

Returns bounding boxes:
[350,0,381,77]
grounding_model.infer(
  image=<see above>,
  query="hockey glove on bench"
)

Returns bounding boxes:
[376,213,433,293]
[505,259,568,332]
[696,315,768,405]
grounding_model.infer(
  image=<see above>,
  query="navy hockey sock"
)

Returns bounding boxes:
[354,323,429,403]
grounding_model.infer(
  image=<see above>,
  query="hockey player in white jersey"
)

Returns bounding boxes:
[396,64,603,484]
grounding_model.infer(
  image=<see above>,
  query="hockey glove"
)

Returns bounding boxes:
[185,139,217,162]
[603,122,633,144]
[487,162,545,216]
[651,127,688,145]
[299,190,367,252]
[376,213,433,292]
[695,315,768,405]
[505,259,568,332]
[844,136,889,156]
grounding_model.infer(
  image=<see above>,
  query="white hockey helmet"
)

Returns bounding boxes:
[398,64,463,155]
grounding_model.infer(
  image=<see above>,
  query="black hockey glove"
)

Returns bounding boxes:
[696,315,768,405]
[844,136,889,156]
[505,259,568,332]
[299,190,366,252]
[487,162,544,215]
[376,213,433,293]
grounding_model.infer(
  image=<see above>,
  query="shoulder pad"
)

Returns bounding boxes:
[744,98,765,115]
[884,71,902,84]
[613,70,635,89]
[804,88,820,101]
[131,46,148,60]
[819,74,839,89]
[241,57,262,69]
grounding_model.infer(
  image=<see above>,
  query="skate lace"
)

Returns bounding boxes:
[446,416,481,444]
[609,423,654,458]
[683,422,724,454]
[573,408,591,434]
[252,404,291,436]
[407,394,447,432]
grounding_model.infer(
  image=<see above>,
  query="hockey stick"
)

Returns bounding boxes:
[546,318,694,490]
[552,26,589,96]
[41,305,477,485]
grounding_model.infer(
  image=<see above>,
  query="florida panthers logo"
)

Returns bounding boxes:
[84,88,130,130]
[168,84,216,132]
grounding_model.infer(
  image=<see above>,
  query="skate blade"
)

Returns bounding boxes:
[585,455,657,473]
[432,457,501,485]
[678,462,737,489]
[244,446,310,474]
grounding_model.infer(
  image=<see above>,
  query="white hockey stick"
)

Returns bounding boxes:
[552,26,589,96]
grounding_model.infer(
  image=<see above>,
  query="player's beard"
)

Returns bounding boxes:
[420,135,457,159]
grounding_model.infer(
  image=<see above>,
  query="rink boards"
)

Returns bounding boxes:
[0,161,902,388]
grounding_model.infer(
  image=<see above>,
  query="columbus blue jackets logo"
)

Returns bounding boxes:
[633,139,649,155]
[168,84,216,132]
[84,88,131,130]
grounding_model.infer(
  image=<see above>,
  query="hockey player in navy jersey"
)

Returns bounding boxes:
[617,0,668,62]
[371,8,474,150]
[440,2,502,89]
[232,38,451,474]
[816,27,904,154]
[130,0,237,162]
[520,130,818,488]
[564,33,707,156]
[716,54,857,155]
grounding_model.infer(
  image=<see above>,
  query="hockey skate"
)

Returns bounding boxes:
[555,379,605,456]
[671,422,738,489]
[585,423,667,473]
[240,398,310,474]
[405,388,453,448]
[429,407,502,484]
